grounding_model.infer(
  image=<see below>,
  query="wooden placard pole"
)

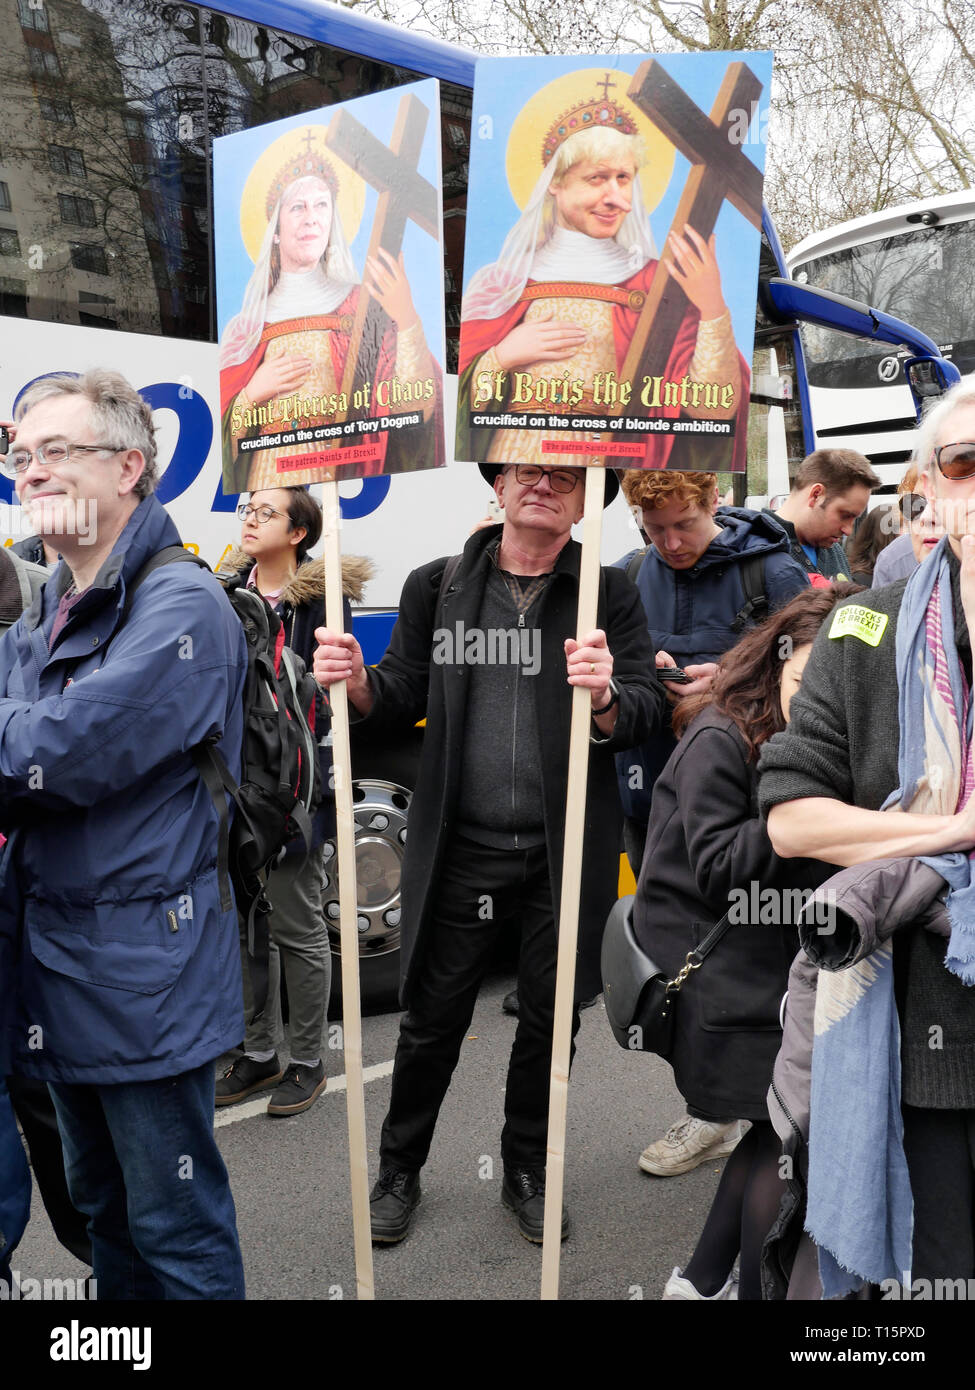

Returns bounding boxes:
[322,480,374,1301]
[541,463,605,1300]
[313,90,437,1299]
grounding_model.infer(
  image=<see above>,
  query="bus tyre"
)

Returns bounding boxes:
[325,732,421,1012]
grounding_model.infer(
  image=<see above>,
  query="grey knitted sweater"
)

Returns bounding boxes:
[758,555,975,1107]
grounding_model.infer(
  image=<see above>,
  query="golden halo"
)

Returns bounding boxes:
[239,122,366,264]
[505,67,675,214]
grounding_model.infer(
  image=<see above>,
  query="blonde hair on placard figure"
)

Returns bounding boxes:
[548,124,646,181]
[540,126,646,248]
[462,90,659,323]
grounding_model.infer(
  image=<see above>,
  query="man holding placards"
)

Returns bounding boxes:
[314,462,664,1243]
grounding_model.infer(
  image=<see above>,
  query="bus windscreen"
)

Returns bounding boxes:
[795,219,975,389]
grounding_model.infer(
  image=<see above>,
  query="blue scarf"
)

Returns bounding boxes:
[807,538,972,1297]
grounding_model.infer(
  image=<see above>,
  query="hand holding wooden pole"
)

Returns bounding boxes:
[322,480,375,1301]
[541,464,605,1300]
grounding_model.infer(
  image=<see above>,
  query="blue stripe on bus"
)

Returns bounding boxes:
[352,610,398,666]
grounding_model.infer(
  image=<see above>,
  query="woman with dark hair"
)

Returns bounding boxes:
[634,583,859,1300]
[846,502,901,585]
[216,486,373,1116]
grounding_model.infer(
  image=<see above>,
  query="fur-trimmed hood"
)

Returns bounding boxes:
[0,546,47,630]
[218,548,374,605]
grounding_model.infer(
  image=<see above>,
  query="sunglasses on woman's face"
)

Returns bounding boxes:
[899,492,927,522]
[933,442,975,481]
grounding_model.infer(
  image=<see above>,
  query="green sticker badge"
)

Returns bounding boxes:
[828,604,889,647]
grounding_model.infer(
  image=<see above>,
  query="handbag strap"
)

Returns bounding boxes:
[665,908,736,996]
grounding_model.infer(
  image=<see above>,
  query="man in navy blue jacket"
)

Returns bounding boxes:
[0,370,248,1299]
[616,468,809,867]
[615,468,808,1181]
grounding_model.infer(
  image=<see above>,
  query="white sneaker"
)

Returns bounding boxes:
[663,1266,738,1301]
[638,1116,750,1176]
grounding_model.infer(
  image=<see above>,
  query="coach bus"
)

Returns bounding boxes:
[0,0,958,1002]
[788,190,975,489]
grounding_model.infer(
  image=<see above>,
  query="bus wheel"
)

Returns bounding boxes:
[325,735,420,1012]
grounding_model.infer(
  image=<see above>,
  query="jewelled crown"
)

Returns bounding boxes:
[265,130,338,219]
[541,79,638,166]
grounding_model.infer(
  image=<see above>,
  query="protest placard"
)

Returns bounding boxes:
[457,53,772,477]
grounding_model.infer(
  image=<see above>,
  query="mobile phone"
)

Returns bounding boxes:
[0,426,8,455]
[658,668,694,684]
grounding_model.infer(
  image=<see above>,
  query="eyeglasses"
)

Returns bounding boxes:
[933,443,975,481]
[512,464,581,494]
[237,502,288,525]
[1,438,121,478]
[899,492,927,522]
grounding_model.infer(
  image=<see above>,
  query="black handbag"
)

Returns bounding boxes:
[601,895,735,1058]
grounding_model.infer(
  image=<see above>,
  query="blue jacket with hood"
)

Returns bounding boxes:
[0,495,247,1084]
[615,506,809,823]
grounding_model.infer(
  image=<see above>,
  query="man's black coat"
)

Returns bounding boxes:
[354,522,665,1005]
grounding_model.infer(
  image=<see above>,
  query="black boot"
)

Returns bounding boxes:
[501,1167,569,1243]
[370,1165,421,1243]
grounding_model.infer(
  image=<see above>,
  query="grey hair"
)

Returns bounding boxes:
[14,369,158,498]
[912,372,975,477]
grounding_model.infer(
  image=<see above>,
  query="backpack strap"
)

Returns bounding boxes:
[117,546,237,914]
[191,741,237,914]
[625,548,648,585]
[730,553,768,634]
[122,545,210,621]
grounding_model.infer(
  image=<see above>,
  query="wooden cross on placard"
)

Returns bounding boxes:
[617,60,764,411]
[324,94,439,411]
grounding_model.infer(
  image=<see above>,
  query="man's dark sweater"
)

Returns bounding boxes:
[758,550,975,1107]
[454,564,546,848]
[762,509,851,580]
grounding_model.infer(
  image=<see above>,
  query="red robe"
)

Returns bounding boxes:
[457,260,749,472]
[220,288,405,493]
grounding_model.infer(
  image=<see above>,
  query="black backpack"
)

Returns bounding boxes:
[625,546,768,634]
[125,548,322,1014]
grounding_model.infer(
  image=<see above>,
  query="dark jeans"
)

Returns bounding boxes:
[6,1074,91,1267]
[49,1060,244,1300]
[380,835,580,1173]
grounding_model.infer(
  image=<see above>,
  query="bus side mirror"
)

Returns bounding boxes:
[905,355,959,402]
[904,354,962,421]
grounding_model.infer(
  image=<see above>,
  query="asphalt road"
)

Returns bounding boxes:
[15,970,735,1303]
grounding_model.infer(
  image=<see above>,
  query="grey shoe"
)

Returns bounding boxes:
[639,1117,749,1176]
